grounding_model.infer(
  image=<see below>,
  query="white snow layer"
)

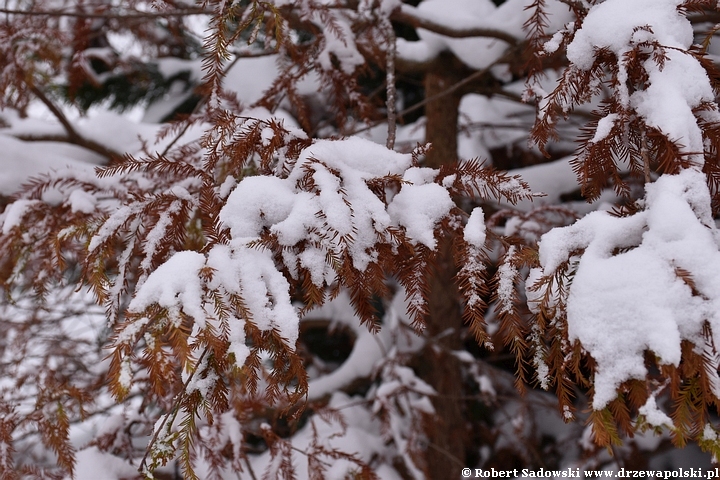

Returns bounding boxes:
[566,0,715,161]
[130,136,464,351]
[72,447,138,480]
[530,169,720,409]
[398,0,572,70]
[521,0,720,410]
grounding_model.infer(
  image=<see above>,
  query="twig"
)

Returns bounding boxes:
[425,440,466,468]
[138,347,209,475]
[0,7,212,19]
[158,40,251,157]
[350,62,496,137]
[555,0,589,14]
[640,124,651,184]
[243,455,258,480]
[385,22,397,150]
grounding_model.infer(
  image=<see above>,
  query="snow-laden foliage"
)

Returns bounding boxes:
[526,0,720,449]
[1,0,720,478]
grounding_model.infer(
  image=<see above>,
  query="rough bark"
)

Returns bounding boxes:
[419,51,468,477]
[423,53,463,171]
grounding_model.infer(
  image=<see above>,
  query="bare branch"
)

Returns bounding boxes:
[385,22,397,150]
[0,7,212,19]
[351,59,498,137]
[555,0,588,15]
[26,84,121,161]
[391,4,519,45]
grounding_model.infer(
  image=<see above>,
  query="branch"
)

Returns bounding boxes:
[350,58,498,137]
[139,348,209,475]
[27,85,81,142]
[555,0,588,15]
[385,22,397,150]
[687,12,720,24]
[26,84,122,161]
[0,7,212,19]
[391,4,519,46]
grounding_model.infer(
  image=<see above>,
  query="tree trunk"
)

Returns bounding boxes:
[423,53,462,171]
[418,52,468,477]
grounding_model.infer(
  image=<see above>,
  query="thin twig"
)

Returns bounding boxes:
[425,440,466,468]
[385,21,397,150]
[158,41,252,157]
[555,0,589,14]
[138,347,209,475]
[640,124,651,184]
[0,7,212,19]
[350,62,496,137]
[27,85,81,143]
[243,456,258,480]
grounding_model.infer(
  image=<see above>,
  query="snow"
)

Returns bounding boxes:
[591,114,618,144]
[632,49,714,159]
[215,245,299,345]
[315,11,365,75]
[703,424,718,441]
[71,447,138,480]
[76,112,160,155]
[0,135,102,196]
[533,169,720,409]
[2,0,719,475]
[308,326,385,400]
[387,182,454,249]
[88,205,139,252]
[227,315,251,368]
[221,136,419,275]
[1,199,38,234]
[128,250,207,326]
[306,291,423,400]
[639,396,673,429]
[223,55,321,109]
[543,28,566,55]
[566,0,714,161]
[398,0,572,70]
[502,156,579,211]
[396,37,442,64]
[566,0,692,70]
[205,243,297,344]
[458,93,527,161]
[496,246,518,315]
[248,391,400,480]
[67,189,97,214]
[359,0,401,17]
[219,175,296,240]
[464,207,486,248]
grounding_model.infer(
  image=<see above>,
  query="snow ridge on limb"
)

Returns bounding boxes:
[527,0,720,453]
